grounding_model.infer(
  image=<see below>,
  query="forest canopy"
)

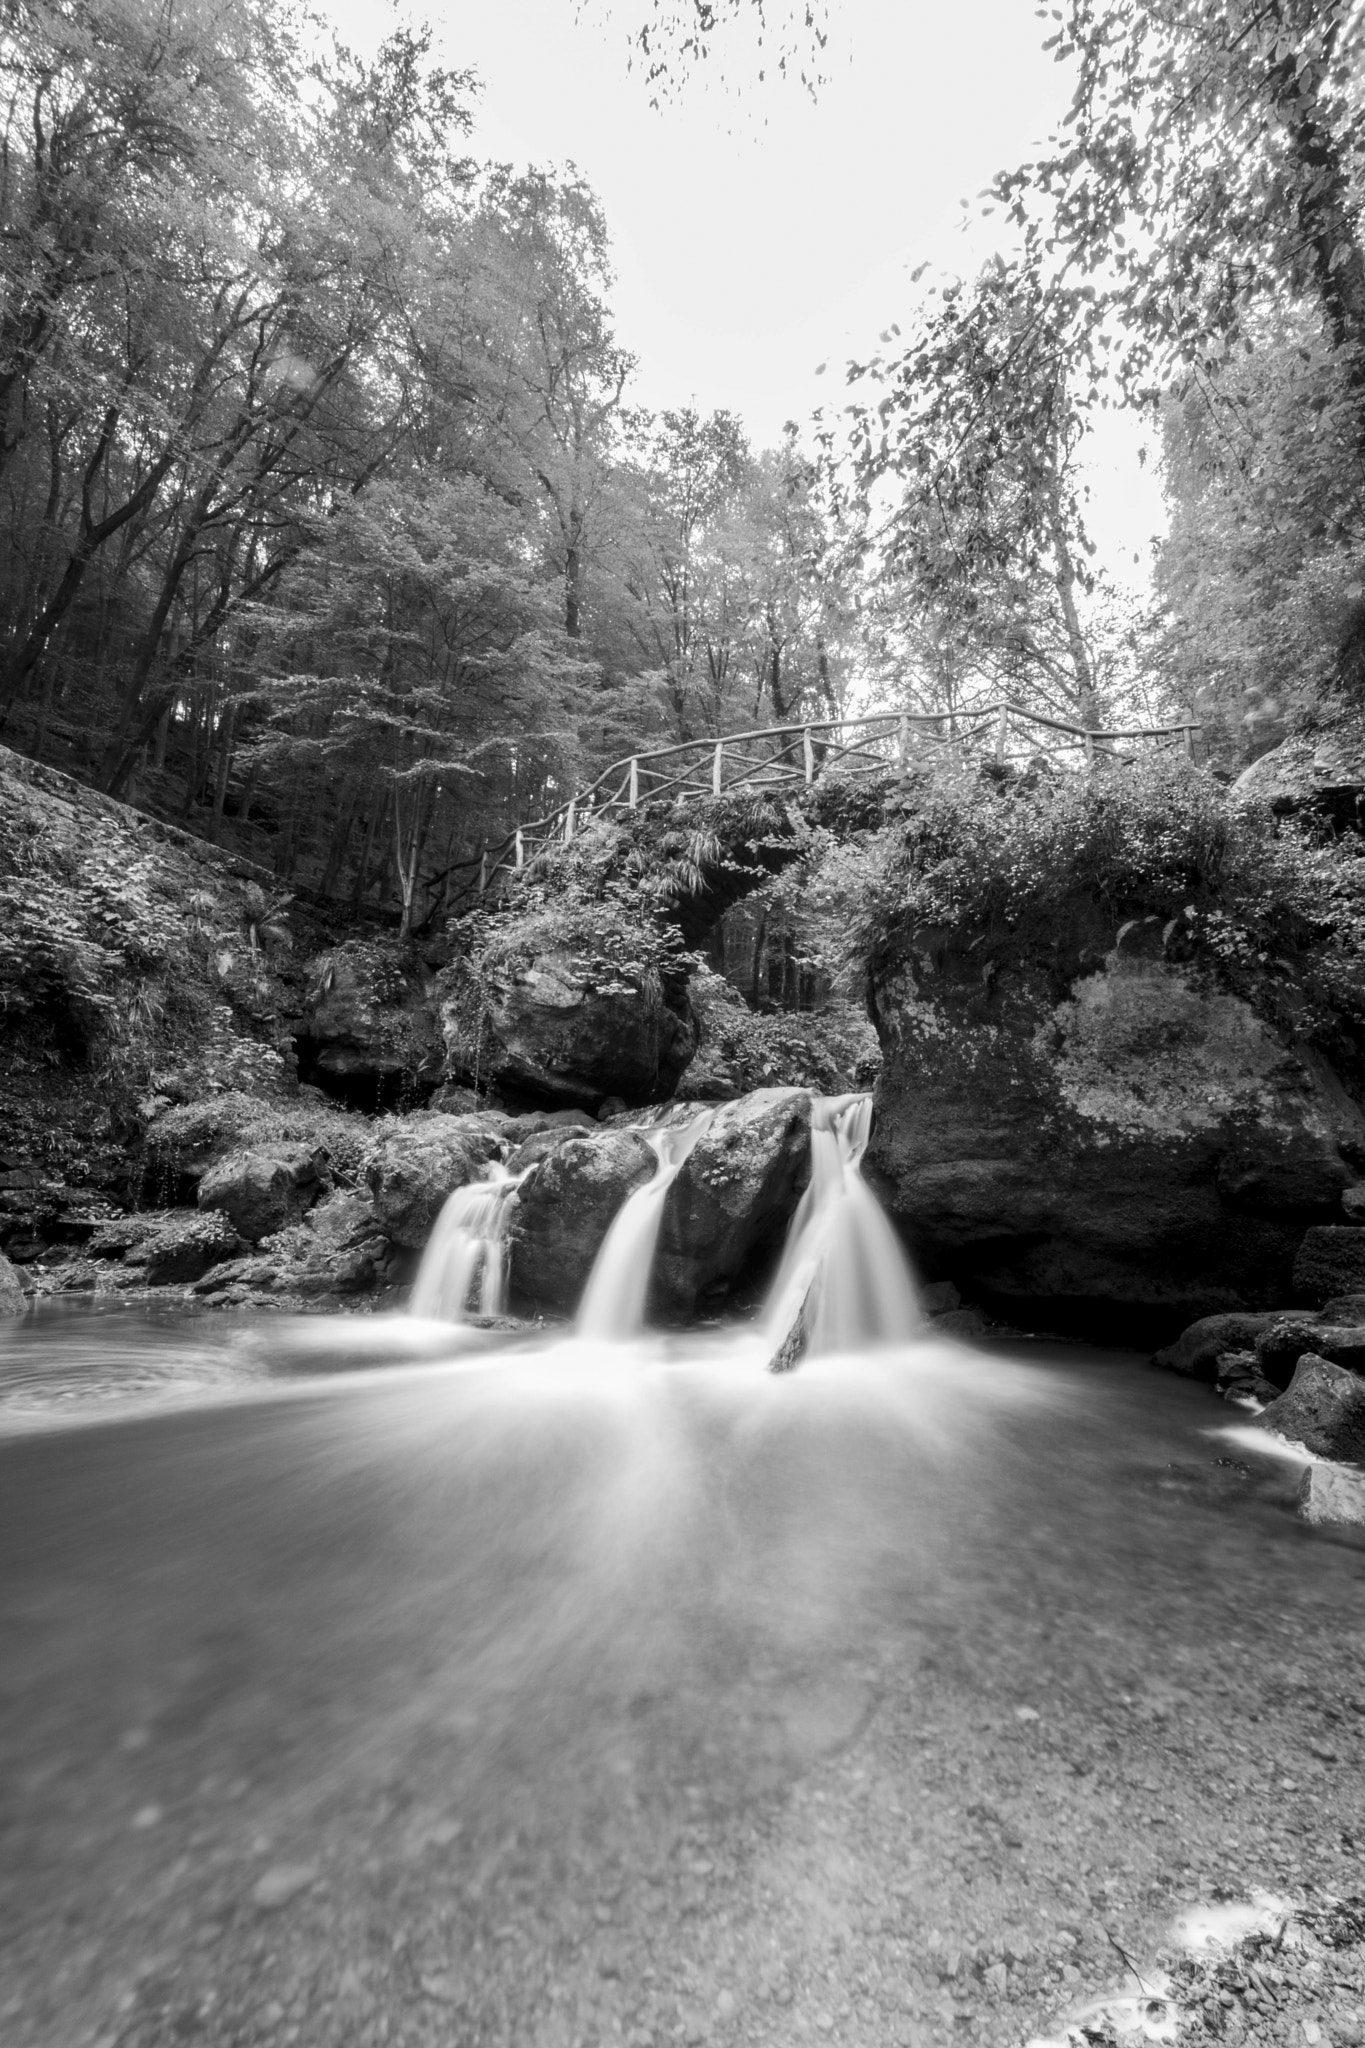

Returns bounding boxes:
[2,0,1363,938]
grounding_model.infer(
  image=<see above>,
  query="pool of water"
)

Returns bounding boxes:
[2,1311,1362,2048]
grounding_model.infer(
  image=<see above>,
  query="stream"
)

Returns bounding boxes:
[3,1309,1364,2048]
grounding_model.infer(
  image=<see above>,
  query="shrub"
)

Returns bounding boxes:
[856,754,1365,1038]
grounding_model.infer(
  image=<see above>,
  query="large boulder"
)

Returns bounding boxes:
[1233,709,1365,833]
[508,1129,657,1313]
[298,941,442,1110]
[0,1249,25,1315]
[651,1090,812,1319]
[364,1113,506,1250]
[870,936,1365,1334]
[198,1144,328,1243]
[440,949,697,1112]
[1255,1353,1365,1464]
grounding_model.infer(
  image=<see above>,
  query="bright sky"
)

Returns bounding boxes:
[330,0,1167,586]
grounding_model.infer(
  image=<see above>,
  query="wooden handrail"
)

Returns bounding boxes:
[425,701,1201,900]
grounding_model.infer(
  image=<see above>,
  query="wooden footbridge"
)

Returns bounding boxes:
[436,700,1199,910]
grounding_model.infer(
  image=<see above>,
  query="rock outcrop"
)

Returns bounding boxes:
[364,1112,507,1250]
[508,1128,658,1313]
[441,948,697,1112]
[870,935,1365,1335]
[651,1090,812,1318]
[1293,1227,1365,1306]
[297,940,442,1109]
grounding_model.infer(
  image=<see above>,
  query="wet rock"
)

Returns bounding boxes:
[508,1128,657,1313]
[0,1249,25,1315]
[651,1091,812,1319]
[364,1113,505,1250]
[88,1209,242,1284]
[250,1864,319,1911]
[1298,1463,1365,1525]
[1293,1227,1365,1307]
[198,1144,329,1243]
[921,1280,963,1315]
[1153,1313,1282,1383]
[1215,1352,1281,1404]
[440,945,697,1111]
[1255,1354,1365,1464]
[298,940,441,1110]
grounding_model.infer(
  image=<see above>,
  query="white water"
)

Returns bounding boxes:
[409,1164,526,1322]
[764,1092,921,1356]
[575,1110,716,1341]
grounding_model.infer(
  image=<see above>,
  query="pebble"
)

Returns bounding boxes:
[715,1990,736,2017]
[814,2014,835,2034]
[419,1973,458,2004]
[131,1805,162,1830]
[251,1864,319,1911]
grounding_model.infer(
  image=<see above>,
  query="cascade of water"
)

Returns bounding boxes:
[410,1164,526,1322]
[576,1110,715,1341]
[765,1093,920,1356]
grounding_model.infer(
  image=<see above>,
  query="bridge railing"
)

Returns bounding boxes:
[427,701,1199,916]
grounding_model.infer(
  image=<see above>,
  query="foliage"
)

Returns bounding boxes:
[858,755,1365,1038]
[683,965,878,1095]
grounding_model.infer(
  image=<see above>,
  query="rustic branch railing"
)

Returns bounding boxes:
[427,702,1200,915]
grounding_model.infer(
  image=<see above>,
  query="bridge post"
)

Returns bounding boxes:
[514,828,524,869]
[803,727,814,783]
[564,798,575,844]
[995,701,1008,764]
[629,757,639,808]
[897,714,909,776]
[478,852,488,895]
[1182,710,1196,760]
[713,741,724,796]
[1084,731,1096,772]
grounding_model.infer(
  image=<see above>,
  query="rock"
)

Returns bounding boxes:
[0,1249,25,1315]
[1232,708,1365,831]
[936,1307,992,1339]
[250,1863,319,1911]
[1293,1227,1365,1306]
[364,1113,505,1250]
[1343,1187,1365,1221]
[1255,1354,1365,1464]
[298,940,442,1110]
[871,934,1365,1333]
[198,1144,328,1243]
[508,1129,658,1313]
[440,944,697,1111]
[1253,1313,1327,1389]
[1153,1312,1283,1383]
[650,1091,812,1319]
[1214,1352,1281,1404]
[920,1280,962,1315]
[142,1092,369,1207]
[1298,1463,1365,1525]
[1323,1292,1365,1319]
[88,1209,241,1284]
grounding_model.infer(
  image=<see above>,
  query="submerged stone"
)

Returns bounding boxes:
[1298,1463,1365,1526]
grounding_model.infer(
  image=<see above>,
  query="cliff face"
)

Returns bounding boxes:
[868,916,1365,1338]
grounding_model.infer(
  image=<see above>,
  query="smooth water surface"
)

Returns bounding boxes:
[2,1312,1363,2048]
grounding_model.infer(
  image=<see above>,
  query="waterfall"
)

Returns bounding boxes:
[576,1110,715,1341]
[765,1093,920,1359]
[410,1165,525,1322]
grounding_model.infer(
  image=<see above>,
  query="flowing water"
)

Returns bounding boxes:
[409,1164,526,1322]
[3,1111,1365,2048]
[575,1108,715,1340]
[766,1093,922,1354]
